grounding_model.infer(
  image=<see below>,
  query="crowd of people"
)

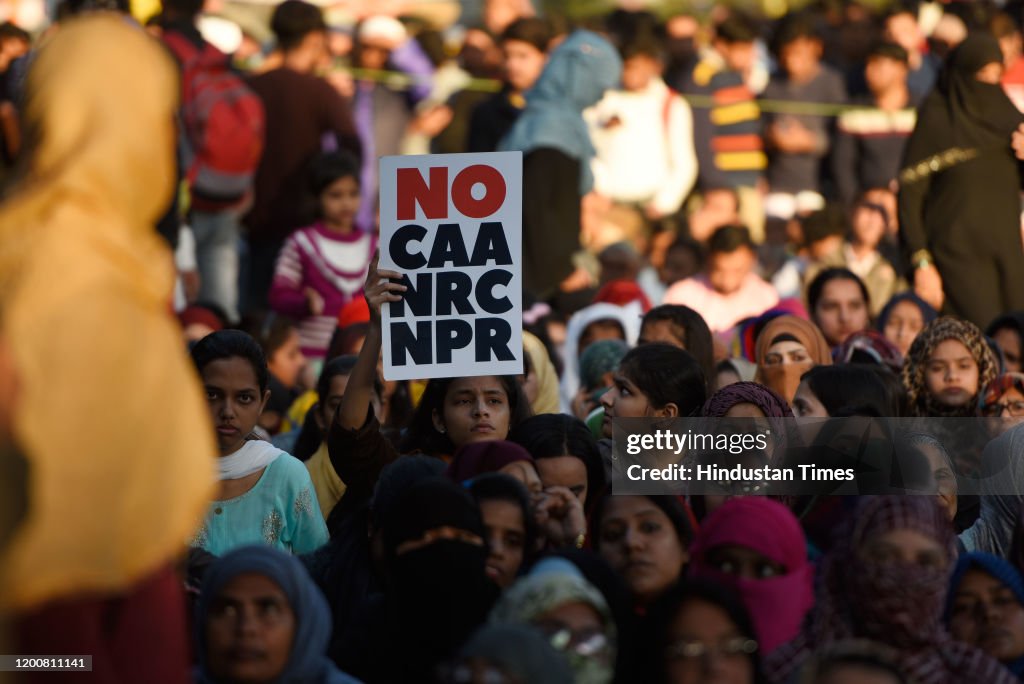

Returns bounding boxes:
[7,0,1024,683]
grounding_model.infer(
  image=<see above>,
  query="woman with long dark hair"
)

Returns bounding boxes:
[325,254,532,525]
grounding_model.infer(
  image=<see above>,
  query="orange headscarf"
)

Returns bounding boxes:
[0,15,217,610]
[753,316,832,404]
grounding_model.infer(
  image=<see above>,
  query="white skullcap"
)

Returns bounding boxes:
[359,15,407,45]
[198,15,244,55]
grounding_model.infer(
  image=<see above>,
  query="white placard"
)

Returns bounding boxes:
[379,152,524,381]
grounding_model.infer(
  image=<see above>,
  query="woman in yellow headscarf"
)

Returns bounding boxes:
[523,330,559,415]
[0,13,217,680]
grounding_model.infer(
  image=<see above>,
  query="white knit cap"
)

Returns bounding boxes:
[358,15,407,45]
[198,15,244,55]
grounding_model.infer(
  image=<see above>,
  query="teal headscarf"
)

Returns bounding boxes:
[490,557,617,684]
[499,30,623,193]
[579,339,630,392]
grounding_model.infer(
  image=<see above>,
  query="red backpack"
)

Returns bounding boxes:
[163,31,264,212]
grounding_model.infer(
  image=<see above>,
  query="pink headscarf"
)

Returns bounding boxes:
[689,497,813,654]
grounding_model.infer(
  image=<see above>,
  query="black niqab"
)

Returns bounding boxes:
[931,33,1023,149]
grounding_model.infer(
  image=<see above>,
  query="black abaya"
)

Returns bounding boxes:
[898,34,1024,327]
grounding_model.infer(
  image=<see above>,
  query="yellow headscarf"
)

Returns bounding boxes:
[524,331,559,415]
[0,14,217,611]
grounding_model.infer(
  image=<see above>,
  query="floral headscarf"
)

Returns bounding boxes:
[766,496,1016,684]
[902,317,998,417]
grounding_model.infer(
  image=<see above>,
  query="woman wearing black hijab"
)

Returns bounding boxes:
[340,477,500,683]
[898,33,1024,328]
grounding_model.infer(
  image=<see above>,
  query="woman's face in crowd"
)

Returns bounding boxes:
[993,327,1022,373]
[814,278,869,346]
[983,387,1024,438]
[859,528,947,570]
[533,600,611,671]
[664,598,754,684]
[924,339,980,407]
[949,569,1024,663]
[518,365,540,407]
[762,340,811,368]
[792,380,829,418]
[704,544,786,580]
[639,319,686,348]
[499,460,543,499]
[434,376,512,449]
[536,456,589,504]
[202,357,270,456]
[316,373,350,430]
[601,372,663,438]
[883,300,925,357]
[205,573,295,684]
[479,498,526,588]
[918,443,958,522]
[598,496,687,605]
[502,38,546,93]
[268,329,306,389]
[978,387,1024,419]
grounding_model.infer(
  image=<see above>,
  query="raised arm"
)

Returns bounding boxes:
[335,251,405,431]
[326,252,407,515]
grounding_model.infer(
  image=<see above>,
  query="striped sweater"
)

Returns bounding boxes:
[681,56,766,190]
[269,223,376,359]
[832,94,918,206]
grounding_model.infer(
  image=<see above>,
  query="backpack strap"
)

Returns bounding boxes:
[663,85,677,173]
[161,30,201,69]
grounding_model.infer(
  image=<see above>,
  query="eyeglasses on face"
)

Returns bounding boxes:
[666,637,758,661]
[536,623,610,658]
[982,399,1024,417]
[708,480,769,495]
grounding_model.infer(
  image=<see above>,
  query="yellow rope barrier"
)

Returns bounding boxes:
[339,66,896,117]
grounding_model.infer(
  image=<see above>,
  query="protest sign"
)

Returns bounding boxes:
[379,152,524,381]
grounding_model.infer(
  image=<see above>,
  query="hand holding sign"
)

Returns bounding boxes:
[363,251,407,325]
